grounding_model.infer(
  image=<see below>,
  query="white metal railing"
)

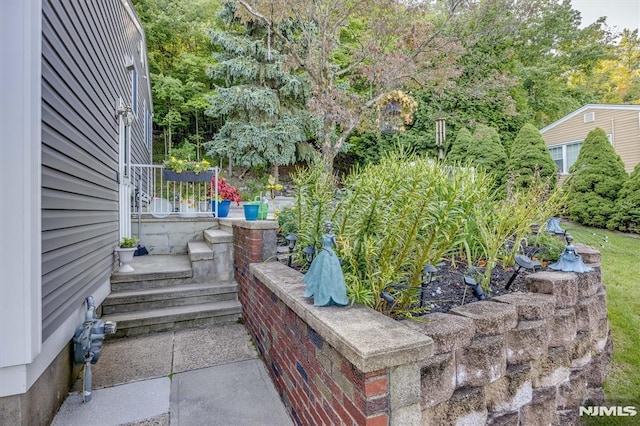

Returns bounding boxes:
[130,164,219,218]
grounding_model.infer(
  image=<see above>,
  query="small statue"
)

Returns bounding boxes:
[548,234,593,273]
[303,222,349,307]
[545,217,566,234]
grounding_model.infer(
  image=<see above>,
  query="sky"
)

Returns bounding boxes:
[571,0,640,32]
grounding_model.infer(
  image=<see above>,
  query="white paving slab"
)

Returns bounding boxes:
[52,377,170,426]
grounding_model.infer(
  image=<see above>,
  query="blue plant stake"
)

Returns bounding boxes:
[548,234,593,273]
[303,222,349,307]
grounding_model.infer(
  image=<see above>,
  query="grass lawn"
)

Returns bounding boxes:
[563,222,640,422]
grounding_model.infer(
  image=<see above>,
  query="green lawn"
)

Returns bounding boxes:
[564,223,640,413]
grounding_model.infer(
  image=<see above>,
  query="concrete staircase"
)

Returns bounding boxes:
[103,229,241,338]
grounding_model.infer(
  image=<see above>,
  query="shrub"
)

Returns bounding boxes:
[276,205,298,236]
[446,127,472,163]
[565,128,627,228]
[468,124,507,189]
[505,123,557,190]
[607,163,640,233]
[334,153,493,310]
[290,154,338,255]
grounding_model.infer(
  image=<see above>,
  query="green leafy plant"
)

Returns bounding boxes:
[276,205,297,236]
[163,157,211,173]
[524,231,565,263]
[119,237,138,248]
[290,155,338,259]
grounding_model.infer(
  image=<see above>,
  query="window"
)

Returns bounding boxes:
[131,68,138,115]
[566,143,581,171]
[550,146,563,171]
[548,141,583,174]
[584,112,595,123]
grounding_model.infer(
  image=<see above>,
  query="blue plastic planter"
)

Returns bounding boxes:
[212,200,231,218]
[243,204,259,221]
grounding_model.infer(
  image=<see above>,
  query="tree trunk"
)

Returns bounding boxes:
[271,163,279,183]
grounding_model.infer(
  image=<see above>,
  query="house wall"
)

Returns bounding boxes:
[41,0,151,341]
[542,106,640,174]
[1,1,152,422]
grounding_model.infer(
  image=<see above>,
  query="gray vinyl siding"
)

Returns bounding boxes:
[41,0,151,340]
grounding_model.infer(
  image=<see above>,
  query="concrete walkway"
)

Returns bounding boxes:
[52,323,292,426]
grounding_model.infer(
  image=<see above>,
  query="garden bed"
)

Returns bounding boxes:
[276,235,540,315]
[233,219,611,425]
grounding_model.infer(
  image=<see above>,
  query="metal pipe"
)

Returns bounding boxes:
[83,361,93,402]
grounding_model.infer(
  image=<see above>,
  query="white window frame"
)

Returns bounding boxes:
[584,112,595,123]
[548,140,583,174]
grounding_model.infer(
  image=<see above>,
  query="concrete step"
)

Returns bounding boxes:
[102,282,239,315]
[204,229,233,245]
[188,240,213,261]
[190,230,234,282]
[111,254,192,291]
[103,300,242,338]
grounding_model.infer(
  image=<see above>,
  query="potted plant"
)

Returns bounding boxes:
[210,176,241,218]
[163,157,213,182]
[115,237,138,272]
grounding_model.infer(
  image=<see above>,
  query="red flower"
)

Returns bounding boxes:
[209,176,241,205]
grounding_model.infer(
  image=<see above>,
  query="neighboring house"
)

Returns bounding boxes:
[540,104,640,176]
[1,1,152,424]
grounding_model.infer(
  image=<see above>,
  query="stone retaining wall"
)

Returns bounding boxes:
[410,244,610,425]
[230,220,611,425]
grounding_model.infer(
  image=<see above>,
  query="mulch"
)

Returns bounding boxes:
[277,236,539,315]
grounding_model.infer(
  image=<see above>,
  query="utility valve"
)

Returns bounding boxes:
[73,297,117,365]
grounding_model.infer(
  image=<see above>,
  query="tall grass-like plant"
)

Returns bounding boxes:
[470,175,566,291]
[290,155,338,263]
[289,153,565,313]
[332,153,493,312]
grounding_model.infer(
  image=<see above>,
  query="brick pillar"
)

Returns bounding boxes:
[220,218,278,313]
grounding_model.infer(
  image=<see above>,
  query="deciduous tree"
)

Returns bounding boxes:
[234,0,507,166]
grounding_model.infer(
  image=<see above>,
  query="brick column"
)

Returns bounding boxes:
[220,218,278,319]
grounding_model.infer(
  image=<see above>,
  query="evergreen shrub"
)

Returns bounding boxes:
[566,128,627,228]
[607,163,640,233]
[505,123,557,189]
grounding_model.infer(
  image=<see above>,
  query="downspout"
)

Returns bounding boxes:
[611,118,615,146]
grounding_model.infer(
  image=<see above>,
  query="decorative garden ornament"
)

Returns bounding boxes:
[303,222,349,307]
[548,234,593,273]
[545,217,566,234]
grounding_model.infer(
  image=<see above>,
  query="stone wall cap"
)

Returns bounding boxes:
[405,312,476,355]
[221,218,279,230]
[250,262,434,372]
